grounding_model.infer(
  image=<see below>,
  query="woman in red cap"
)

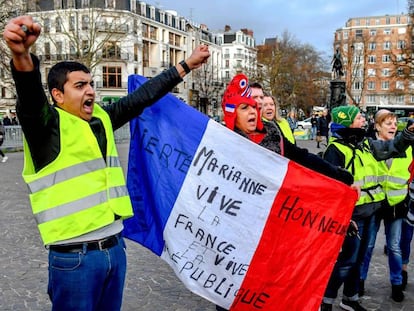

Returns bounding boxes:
[220,74,353,185]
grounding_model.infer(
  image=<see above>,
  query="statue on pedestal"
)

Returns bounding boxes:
[331,48,344,79]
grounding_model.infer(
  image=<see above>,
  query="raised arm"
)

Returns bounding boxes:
[3,15,41,71]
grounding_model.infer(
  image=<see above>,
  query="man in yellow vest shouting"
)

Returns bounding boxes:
[3,15,210,311]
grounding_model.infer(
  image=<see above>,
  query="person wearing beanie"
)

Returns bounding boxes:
[320,106,414,311]
[358,109,412,303]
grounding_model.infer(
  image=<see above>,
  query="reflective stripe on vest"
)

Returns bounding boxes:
[35,185,128,224]
[330,139,385,205]
[378,147,411,206]
[26,157,120,193]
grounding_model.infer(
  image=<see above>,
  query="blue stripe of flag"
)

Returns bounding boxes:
[123,75,210,255]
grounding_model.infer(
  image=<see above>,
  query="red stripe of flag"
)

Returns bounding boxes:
[230,161,357,310]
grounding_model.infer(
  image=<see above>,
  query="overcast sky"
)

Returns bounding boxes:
[153,0,405,57]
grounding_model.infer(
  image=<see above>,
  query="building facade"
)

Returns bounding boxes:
[334,13,414,109]
[0,0,257,121]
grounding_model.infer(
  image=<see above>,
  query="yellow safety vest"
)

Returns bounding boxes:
[330,139,385,206]
[378,147,411,206]
[262,117,295,144]
[277,118,296,144]
[22,105,133,245]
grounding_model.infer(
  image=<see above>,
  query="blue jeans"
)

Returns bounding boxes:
[401,219,414,265]
[311,126,318,139]
[48,237,127,311]
[360,213,403,285]
[323,215,375,303]
[311,126,317,140]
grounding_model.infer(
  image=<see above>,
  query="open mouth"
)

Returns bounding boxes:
[83,99,94,114]
[247,117,256,125]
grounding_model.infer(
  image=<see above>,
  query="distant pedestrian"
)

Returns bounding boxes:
[0,121,7,163]
[287,111,297,133]
[310,113,318,140]
[2,115,11,126]
[317,109,329,148]
[11,113,18,125]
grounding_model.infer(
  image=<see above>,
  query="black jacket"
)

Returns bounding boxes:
[12,55,182,172]
[324,126,414,219]
[235,122,354,185]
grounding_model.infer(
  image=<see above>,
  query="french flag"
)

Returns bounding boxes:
[123,75,357,310]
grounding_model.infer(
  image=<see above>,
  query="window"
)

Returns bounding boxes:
[368,42,376,50]
[367,95,376,103]
[397,40,406,49]
[103,66,122,88]
[383,41,391,50]
[410,95,414,104]
[396,81,405,90]
[370,29,376,36]
[56,41,63,60]
[384,29,391,35]
[355,29,363,38]
[55,17,62,32]
[44,18,50,33]
[368,68,376,76]
[368,55,376,63]
[134,43,139,62]
[82,40,89,55]
[367,81,375,90]
[397,67,404,76]
[386,17,390,24]
[102,41,121,59]
[142,23,157,40]
[353,81,362,90]
[82,15,89,30]
[169,33,179,45]
[396,95,405,103]
[44,42,50,60]
[382,68,390,77]
[69,15,75,31]
[381,81,390,90]
[382,55,391,63]
[70,43,76,56]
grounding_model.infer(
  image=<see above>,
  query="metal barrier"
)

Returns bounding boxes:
[2,124,131,150]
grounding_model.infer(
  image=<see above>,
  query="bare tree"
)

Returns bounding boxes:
[343,37,369,108]
[191,61,223,116]
[257,31,327,115]
[0,0,27,103]
[33,7,133,72]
